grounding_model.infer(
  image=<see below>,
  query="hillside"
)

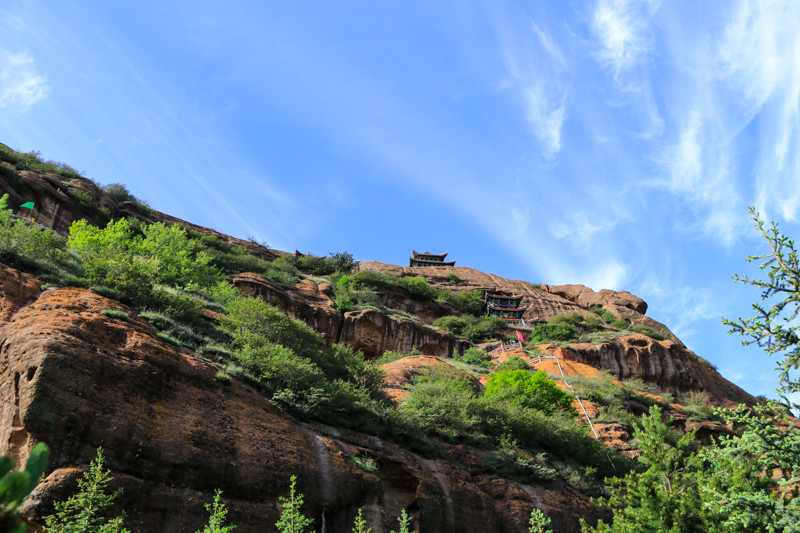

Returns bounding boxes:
[0,145,767,532]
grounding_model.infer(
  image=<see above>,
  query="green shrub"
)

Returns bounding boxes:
[188,231,301,288]
[196,489,236,533]
[496,356,530,372]
[103,183,151,214]
[610,318,631,330]
[528,313,607,344]
[376,350,406,365]
[214,371,232,386]
[453,347,491,367]
[0,194,68,268]
[436,289,484,315]
[629,324,667,341]
[399,368,481,437]
[397,276,437,300]
[275,475,313,533]
[68,188,111,226]
[589,305,616,323]
[99,309,129,321]
[485,370,575,416]
[434,315,506,343]
[0,144,83,180]
[447,273,461,285]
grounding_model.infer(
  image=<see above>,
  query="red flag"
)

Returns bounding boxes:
[516,330,524,343]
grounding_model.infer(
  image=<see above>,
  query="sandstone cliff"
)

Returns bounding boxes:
[0,266,599,532]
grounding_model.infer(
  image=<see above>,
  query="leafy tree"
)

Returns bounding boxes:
[485,370,574,416]
[0,442,49,533]
[196,489,236,533]
[0,194,66,265]
[68,218,155,295]
[329,251,358,274]
[275,476,314,533]
[43,447,129,533]
[138,222,221,289]
[351,508,371,533]
[723,207,800,402]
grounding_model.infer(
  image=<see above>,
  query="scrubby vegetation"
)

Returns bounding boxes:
[433,314,507,343]
[331,269,484,317]
[527,312,668,345]
[0,143,83,180]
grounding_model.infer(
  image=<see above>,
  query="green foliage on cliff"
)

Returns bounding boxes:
[218,295,386,421]
[0,194,70,274]
[196,490,236,533]
[276,251,357,276]
[0,143,83,180]
[68,218,222,297]
[43,448,129,533]
[0,443,48,533]
[275,476,314,533]
[485,369,575,416]
[433,315,506,342]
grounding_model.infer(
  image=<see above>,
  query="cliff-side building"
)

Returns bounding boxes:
[410,250,456,267]
[485,292,527,323]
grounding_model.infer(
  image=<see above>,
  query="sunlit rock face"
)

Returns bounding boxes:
[0,266,602,532]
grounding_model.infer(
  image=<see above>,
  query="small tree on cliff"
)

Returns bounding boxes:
[43,448,129,533]
[196,489,236,533]
[275,476,314,533]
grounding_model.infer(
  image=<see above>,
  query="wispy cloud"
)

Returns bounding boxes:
[495,15,570,159]
[636,276,724,340]
[590,0,658,85]
[0,51,49,112]
[524,84,566,157]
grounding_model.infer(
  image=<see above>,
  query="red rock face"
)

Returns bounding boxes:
[232,272,343,343]
[0,270,598,532]
[339,308,470,360]
[538,335,756,407]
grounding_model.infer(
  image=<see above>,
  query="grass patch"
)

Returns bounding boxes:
[99,309,129,321]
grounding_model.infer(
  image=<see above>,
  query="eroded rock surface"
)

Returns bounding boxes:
[339,308,469,360]
[0,271,595,532]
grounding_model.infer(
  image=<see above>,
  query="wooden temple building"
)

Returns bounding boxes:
[484,292,527,324]
[409,250,456,267]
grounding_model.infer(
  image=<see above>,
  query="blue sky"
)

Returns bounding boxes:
[2,1,800,401]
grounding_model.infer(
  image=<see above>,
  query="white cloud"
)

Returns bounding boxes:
[0,51,49,112]
[591,0,658,84]
[495,14,570,159]
[636,277,724,341]
[524,84,566,158]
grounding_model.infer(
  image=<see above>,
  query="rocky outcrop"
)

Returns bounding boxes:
[232,273,467,359]
[0,271,597,532]
[339,308,470,360]
[0,167,284,262]
[547,284,647,315]
[232,273,342,343]
[538,335,757,407]
[357,262,675,338]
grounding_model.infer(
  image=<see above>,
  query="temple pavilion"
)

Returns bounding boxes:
[409,250,456,267]
[484,292,527,324]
